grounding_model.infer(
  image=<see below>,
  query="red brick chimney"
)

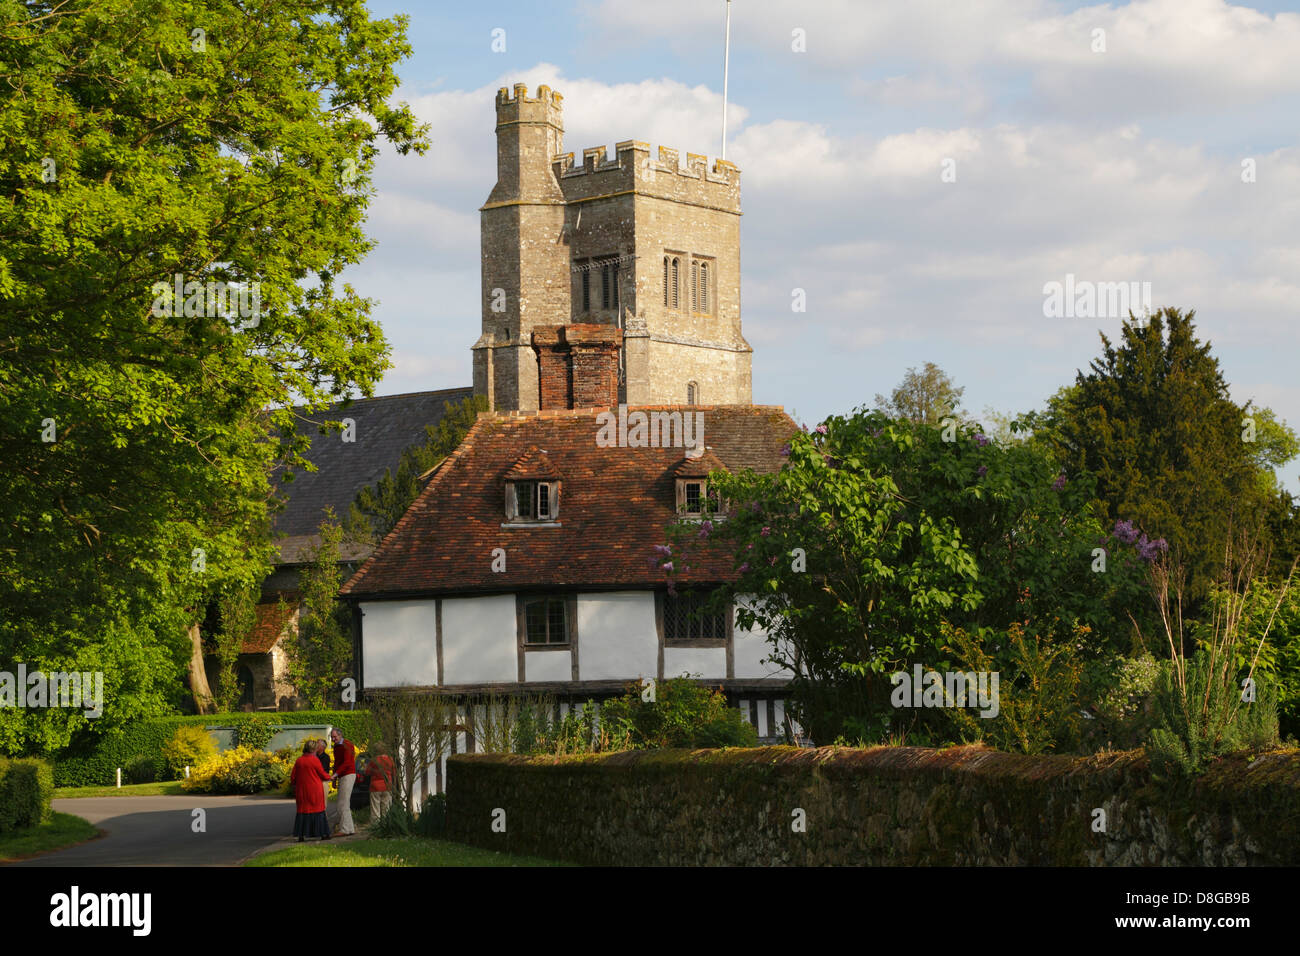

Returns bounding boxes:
[532,324,621,409]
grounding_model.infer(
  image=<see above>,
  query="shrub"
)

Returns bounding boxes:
[597,677,758,750]
[160,725,218,780]
[51,709,376,786]
[231,714,276,750]
[123,753,162,784]
[415,792,446,837]
[0,757,54,832]
[181,746,291,794]
[1148,651,1279,777]
[942,623,1085,755]
[1078,653,1161,751]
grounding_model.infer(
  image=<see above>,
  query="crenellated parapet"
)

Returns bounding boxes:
[495,83,564,131]
[552,142,740,212]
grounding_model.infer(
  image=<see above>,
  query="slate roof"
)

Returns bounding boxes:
[340,405,798,599]
[272,387,473,564]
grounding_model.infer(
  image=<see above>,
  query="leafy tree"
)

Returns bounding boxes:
[1043,309,1280,599]
[284,514,352,708]
[343,394,487,546]
[211,585,258,714]
[0,0,428,747]
[658,409,1148,743]
[874,362,966,426]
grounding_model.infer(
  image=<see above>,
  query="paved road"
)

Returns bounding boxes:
[9,795,303,867]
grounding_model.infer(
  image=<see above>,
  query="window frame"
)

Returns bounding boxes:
[659,588,732,648]
[505,479,560,524]
[521,595,571,647]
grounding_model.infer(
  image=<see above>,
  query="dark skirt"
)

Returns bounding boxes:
[293,811,328,839]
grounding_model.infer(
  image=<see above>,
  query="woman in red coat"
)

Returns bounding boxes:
[291,740,333,841]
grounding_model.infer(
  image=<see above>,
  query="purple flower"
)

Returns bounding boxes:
[1137,536,1169,562]
[780,442,791,457]
[747,543,754,551]
[652,544,672,556]
[974,433,989,447]
[662,561,674,573]
[738,562,750,573]
[698,520,714,540]
[1113,519,1138,545]
[666,583,677,597]
[760,526,771,537]
[1052,473,1067,491]
[768,555,778,566]
[815,424,828,435]
[977,465,988,477]
[749,501,762,514]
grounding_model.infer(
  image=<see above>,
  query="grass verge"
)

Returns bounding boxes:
[0,812,101,862]
[55,780,188,798]
[246,835,571,867]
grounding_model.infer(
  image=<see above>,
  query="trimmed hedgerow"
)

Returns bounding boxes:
[0,756,54,832]
[54,710,376,787]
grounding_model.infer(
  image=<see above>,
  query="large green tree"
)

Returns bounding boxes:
[0,0,428,752]
[874,361,966,427]
[1043,308,1295,598]
[659,409,1149,744]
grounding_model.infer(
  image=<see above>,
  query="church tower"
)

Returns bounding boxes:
[473,84,752,411]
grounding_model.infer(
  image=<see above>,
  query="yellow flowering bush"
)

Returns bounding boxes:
[181,746,293,794]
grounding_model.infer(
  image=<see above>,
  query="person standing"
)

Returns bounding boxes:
[291,741,332,841]
[315,738,331,812]
[361,742,395,825]
[330,727,357,835]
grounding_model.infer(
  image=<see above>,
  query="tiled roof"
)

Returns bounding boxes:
[242,600,299,654]
[272,387,473,564]
[340,405,798,598]
[674,448,728,477]
[505,446,561,479]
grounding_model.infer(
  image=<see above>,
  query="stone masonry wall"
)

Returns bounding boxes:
[445,745,1300,866]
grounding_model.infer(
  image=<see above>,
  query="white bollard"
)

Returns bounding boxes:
[185,765,190,778]
[116,768,121,788]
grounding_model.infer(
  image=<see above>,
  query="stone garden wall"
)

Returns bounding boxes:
[444,745,1300,866]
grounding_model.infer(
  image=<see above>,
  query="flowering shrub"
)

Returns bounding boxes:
[181,746,291,794]
[160,725,218,780]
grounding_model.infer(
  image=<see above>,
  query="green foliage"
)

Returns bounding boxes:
[181,746,290,795]
[511,701,609,755]
[665,407,1147,744]
[0,757,54,832]
[874,361,966,427]
[596,678,759,750]
[123,753,163,784]
[416,793,447,838]
[0,0,427,735]
[52,709,375,787]
[284,515,353,709]
[1043,309,1283,600]
[211,585,259,714]
[942,623,1085,754]
[1216,575,1300,741]
[1148,651,1279,777]
[344,395,488,546]
[1077,653,1162,751]
[231,714,276,751]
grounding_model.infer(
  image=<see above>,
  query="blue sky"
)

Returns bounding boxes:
[347,0,1300,490]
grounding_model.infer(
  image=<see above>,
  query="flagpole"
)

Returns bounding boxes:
[721,0,732,160]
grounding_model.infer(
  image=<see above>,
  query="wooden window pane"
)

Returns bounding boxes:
[548,599,566,644]
[525,601,547,644]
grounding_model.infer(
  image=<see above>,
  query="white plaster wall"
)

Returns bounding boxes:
[524,650,571,682]
[663,646,726,679]
[442,595,517,685]
[360,600,437,688]
[578,592,658,680]
[733,594,790,679]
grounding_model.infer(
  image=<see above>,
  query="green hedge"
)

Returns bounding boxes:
[0,757,54,832]
[54,710,376,787]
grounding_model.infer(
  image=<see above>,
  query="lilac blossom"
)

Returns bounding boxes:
[977,465,988,478]
[815,424,828,435]
[1112,519,1138,545]
[1052,473,1067,491]
[974,433,989,447]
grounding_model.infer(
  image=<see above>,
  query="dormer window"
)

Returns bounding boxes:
[676,479,718,516]
[508,479,558,522]
[504,447,562,526]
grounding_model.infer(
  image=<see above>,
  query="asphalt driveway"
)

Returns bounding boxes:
[9,795,301,867]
